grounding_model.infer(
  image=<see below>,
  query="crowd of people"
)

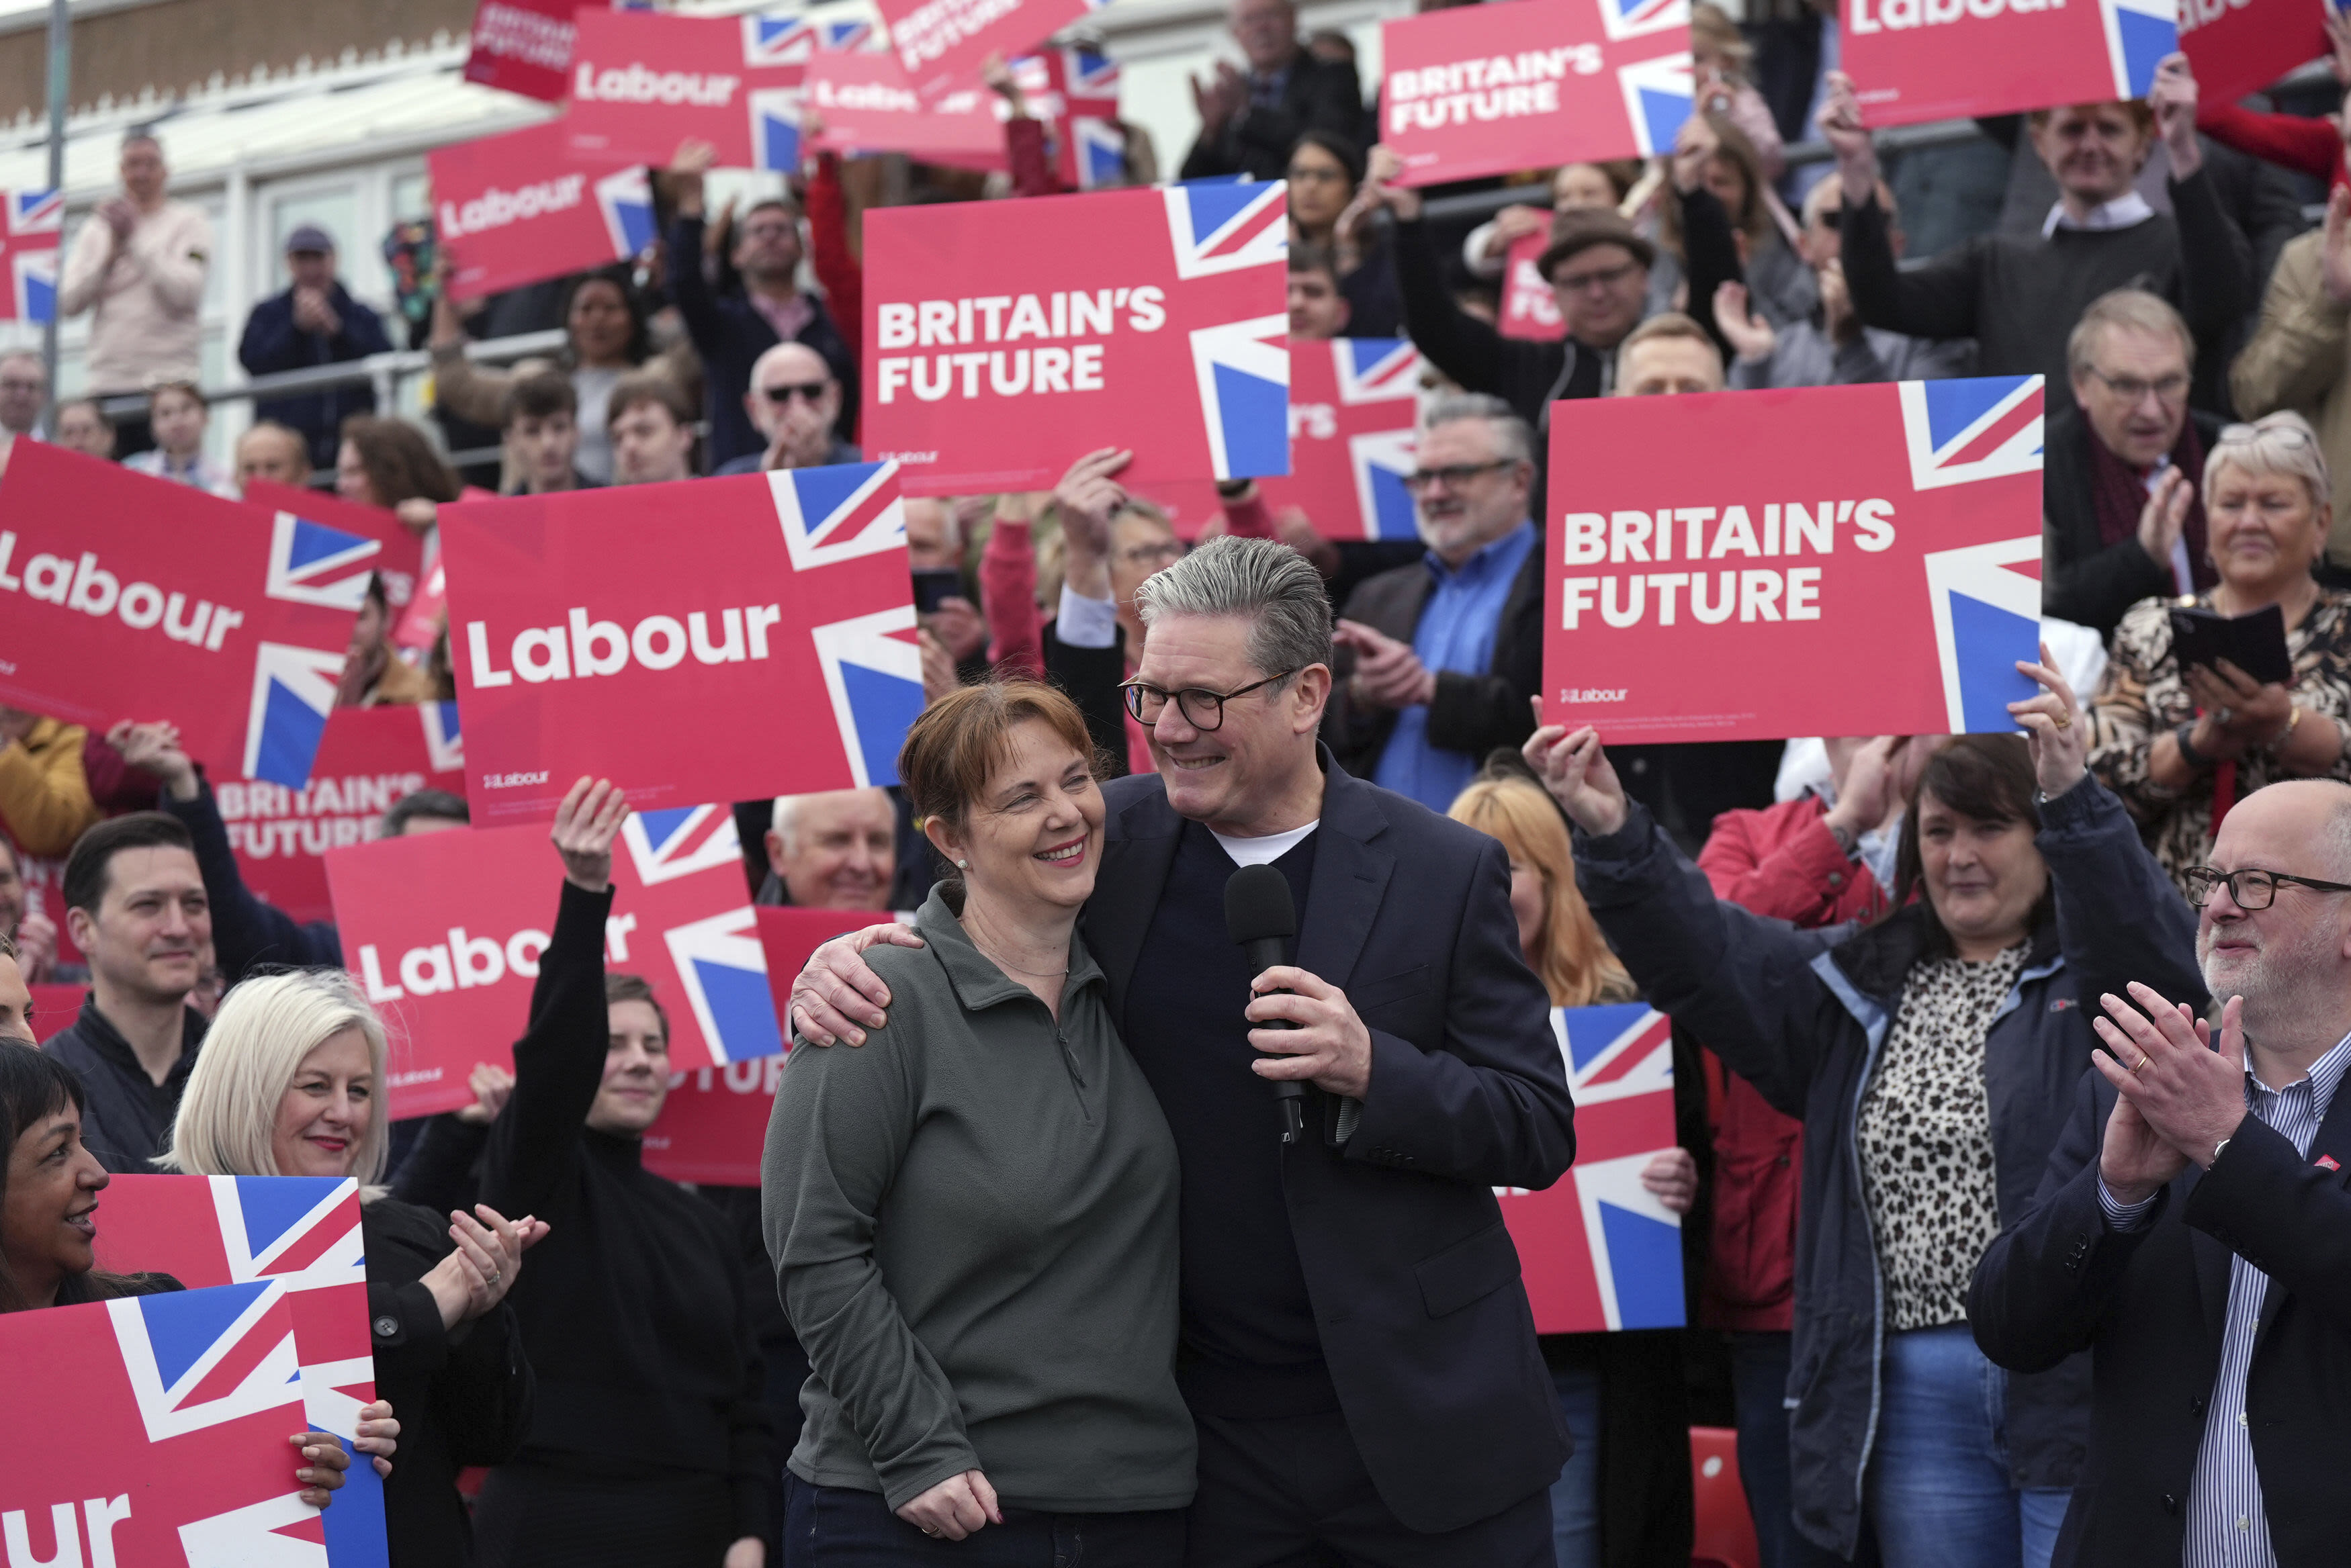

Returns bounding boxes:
[3,3,2351,1567]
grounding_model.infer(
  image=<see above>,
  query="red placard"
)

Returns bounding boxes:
[464,0,584,101]
[0,444,359,788]
[0,1283,318,1563]
[215,702,467,929]
[1012,48,1124,190]
[1255,338,1421,543]
[240,481,425,611]
[29,982,81,1041]
[441,465,921,825]
[638,905,874,1185]
[93,1175,386,1568]
[396,558,447,653]
[1841,0,2176,129]
[803,51,1008,163]
[864,183,1289,495]
[327,802,781,1116]
[1501,231,1567,342]
[875,0,1100,103]
[565,10,809,173]
[427,122,656,304]
[1378,0,1693,188]
[2180,0,2328,105]
[1501,1005,1685,1333]
[1540,376,2044,743]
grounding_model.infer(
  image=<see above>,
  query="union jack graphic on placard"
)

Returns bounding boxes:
[267,513,382,612]
[768,459,907,569]
[618,805,787,1065]
[3,185,60,323]
[1190,316,1292,481]
[1616,51,1695,156]
[750,85,805,173]
[243,643,347,790]
[1257,338,1419,541]
[1597,0,1689,41]
[1163,178,1288,280]
[1898,374,2044,492]
[2100,0,2178,98]
[423,698,463,772]
[595,165,658,260]
[1498,1005,1685,1334]
[742,13,815,67]
[110,1279,304,1442]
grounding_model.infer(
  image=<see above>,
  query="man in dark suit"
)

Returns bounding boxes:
[1971,777,2351,1567]
[793,534,1575,1563]
[1323,394,1541,811]
[1180,0,1364,182]
[236,223,394,471]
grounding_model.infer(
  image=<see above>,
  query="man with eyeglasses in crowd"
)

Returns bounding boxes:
[1321,395,1542,813]
[792,532,1577,1565]
[2043,289,2223,639]
[1972,777,2351,1567]
[717,342,860,476]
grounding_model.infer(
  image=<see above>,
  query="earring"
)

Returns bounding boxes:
[956,859,969,868]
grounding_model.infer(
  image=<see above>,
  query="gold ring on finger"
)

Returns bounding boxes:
[2053,710,2072,729]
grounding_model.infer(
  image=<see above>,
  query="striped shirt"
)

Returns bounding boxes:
[2098,1031,2351,1568]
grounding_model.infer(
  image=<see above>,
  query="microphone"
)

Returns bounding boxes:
[1225,864,1304,1145]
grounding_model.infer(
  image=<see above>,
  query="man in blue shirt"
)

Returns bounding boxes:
[1325,393,1542,811]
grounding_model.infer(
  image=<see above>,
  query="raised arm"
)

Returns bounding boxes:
[1367,145,1514,399]
[2151,54,2256,349]
[480,778,629,1224]
[662,140,728,354]
[979,496,1043,677]
[1820,73,1983,344]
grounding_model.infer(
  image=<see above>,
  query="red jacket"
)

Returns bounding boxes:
[1693,793,1887,1330]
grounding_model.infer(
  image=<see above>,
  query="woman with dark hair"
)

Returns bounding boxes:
[764,680,1191,1563]
[1293,129,1399,336]
[1525,655,2205,1568]
[469,778,772,1568]
[1652,109,1813,332]
[430,268,686,486]
[337,413,463,541]
[0,1037,390,1508]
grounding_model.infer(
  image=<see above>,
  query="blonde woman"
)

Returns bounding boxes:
[165,970,541,1567]
[1448,770,1698,1568]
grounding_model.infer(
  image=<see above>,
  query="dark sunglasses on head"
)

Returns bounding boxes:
[760,381,831,405]
[1815,208,1843,231]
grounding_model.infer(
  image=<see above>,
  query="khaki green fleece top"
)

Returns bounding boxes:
[761,888,1194,1513]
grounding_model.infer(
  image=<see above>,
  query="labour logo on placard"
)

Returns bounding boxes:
[3,186,60,323]
[594,166,658,259]
[1499,1004,1684,1334]
[618,806,785,1064]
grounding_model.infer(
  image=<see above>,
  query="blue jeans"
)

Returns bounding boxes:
[1866,1326,2069,1568]
[781,1475,1186,1567]
[1730,1332,1853,1568]
[1548,1364,1601,1568]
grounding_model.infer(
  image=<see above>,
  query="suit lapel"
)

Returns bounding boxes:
[1087,784,1182,1029]
[1294,759,1396,992]
[2248,1081,2351,1351]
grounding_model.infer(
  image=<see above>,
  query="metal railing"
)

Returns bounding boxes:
[88,327,571,426]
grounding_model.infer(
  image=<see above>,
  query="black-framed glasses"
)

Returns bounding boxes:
[2183,866,2351,909]
[1403,458,1515,492]
[760,381,831,404]
[1121,670,1296,730]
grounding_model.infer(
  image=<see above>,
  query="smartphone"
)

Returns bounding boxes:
[912,568,965,615]
[2167,602,2293,687]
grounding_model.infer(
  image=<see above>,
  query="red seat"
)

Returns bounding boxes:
[1690,1426,1761,1568]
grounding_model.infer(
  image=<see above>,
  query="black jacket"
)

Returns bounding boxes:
[362,1199,534,1566]
[1323,535,1544,782]
[1971,1059,2351,1567]
[44,999,207,1172]
[1574,776,2203,1557]
[2041,404,2226,637]
[1080,753,1576,1534]
[665,215,856,470]
[478,880,772,1545]
[163,783,343,979]
[237,283,396,469]
[1178,48,1364,182]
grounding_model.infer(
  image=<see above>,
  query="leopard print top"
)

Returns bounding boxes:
[1856,941,2030,1332]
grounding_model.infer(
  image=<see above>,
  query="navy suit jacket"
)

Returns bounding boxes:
[1079,750,1576,1533]
[236,283,394,467]
[1971,1064,2351,1568]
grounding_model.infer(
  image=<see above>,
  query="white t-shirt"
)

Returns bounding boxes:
[1211,821,1319,866]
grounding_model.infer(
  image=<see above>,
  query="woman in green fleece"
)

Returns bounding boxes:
[763,680,1193,1562]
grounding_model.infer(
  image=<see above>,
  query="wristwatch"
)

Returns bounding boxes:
[1828,821,1859,860]
[2174,721,2215,771]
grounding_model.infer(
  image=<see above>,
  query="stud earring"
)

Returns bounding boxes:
[956,859,969,868]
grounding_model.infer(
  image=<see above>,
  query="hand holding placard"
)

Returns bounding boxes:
[2006,643,2090,798]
